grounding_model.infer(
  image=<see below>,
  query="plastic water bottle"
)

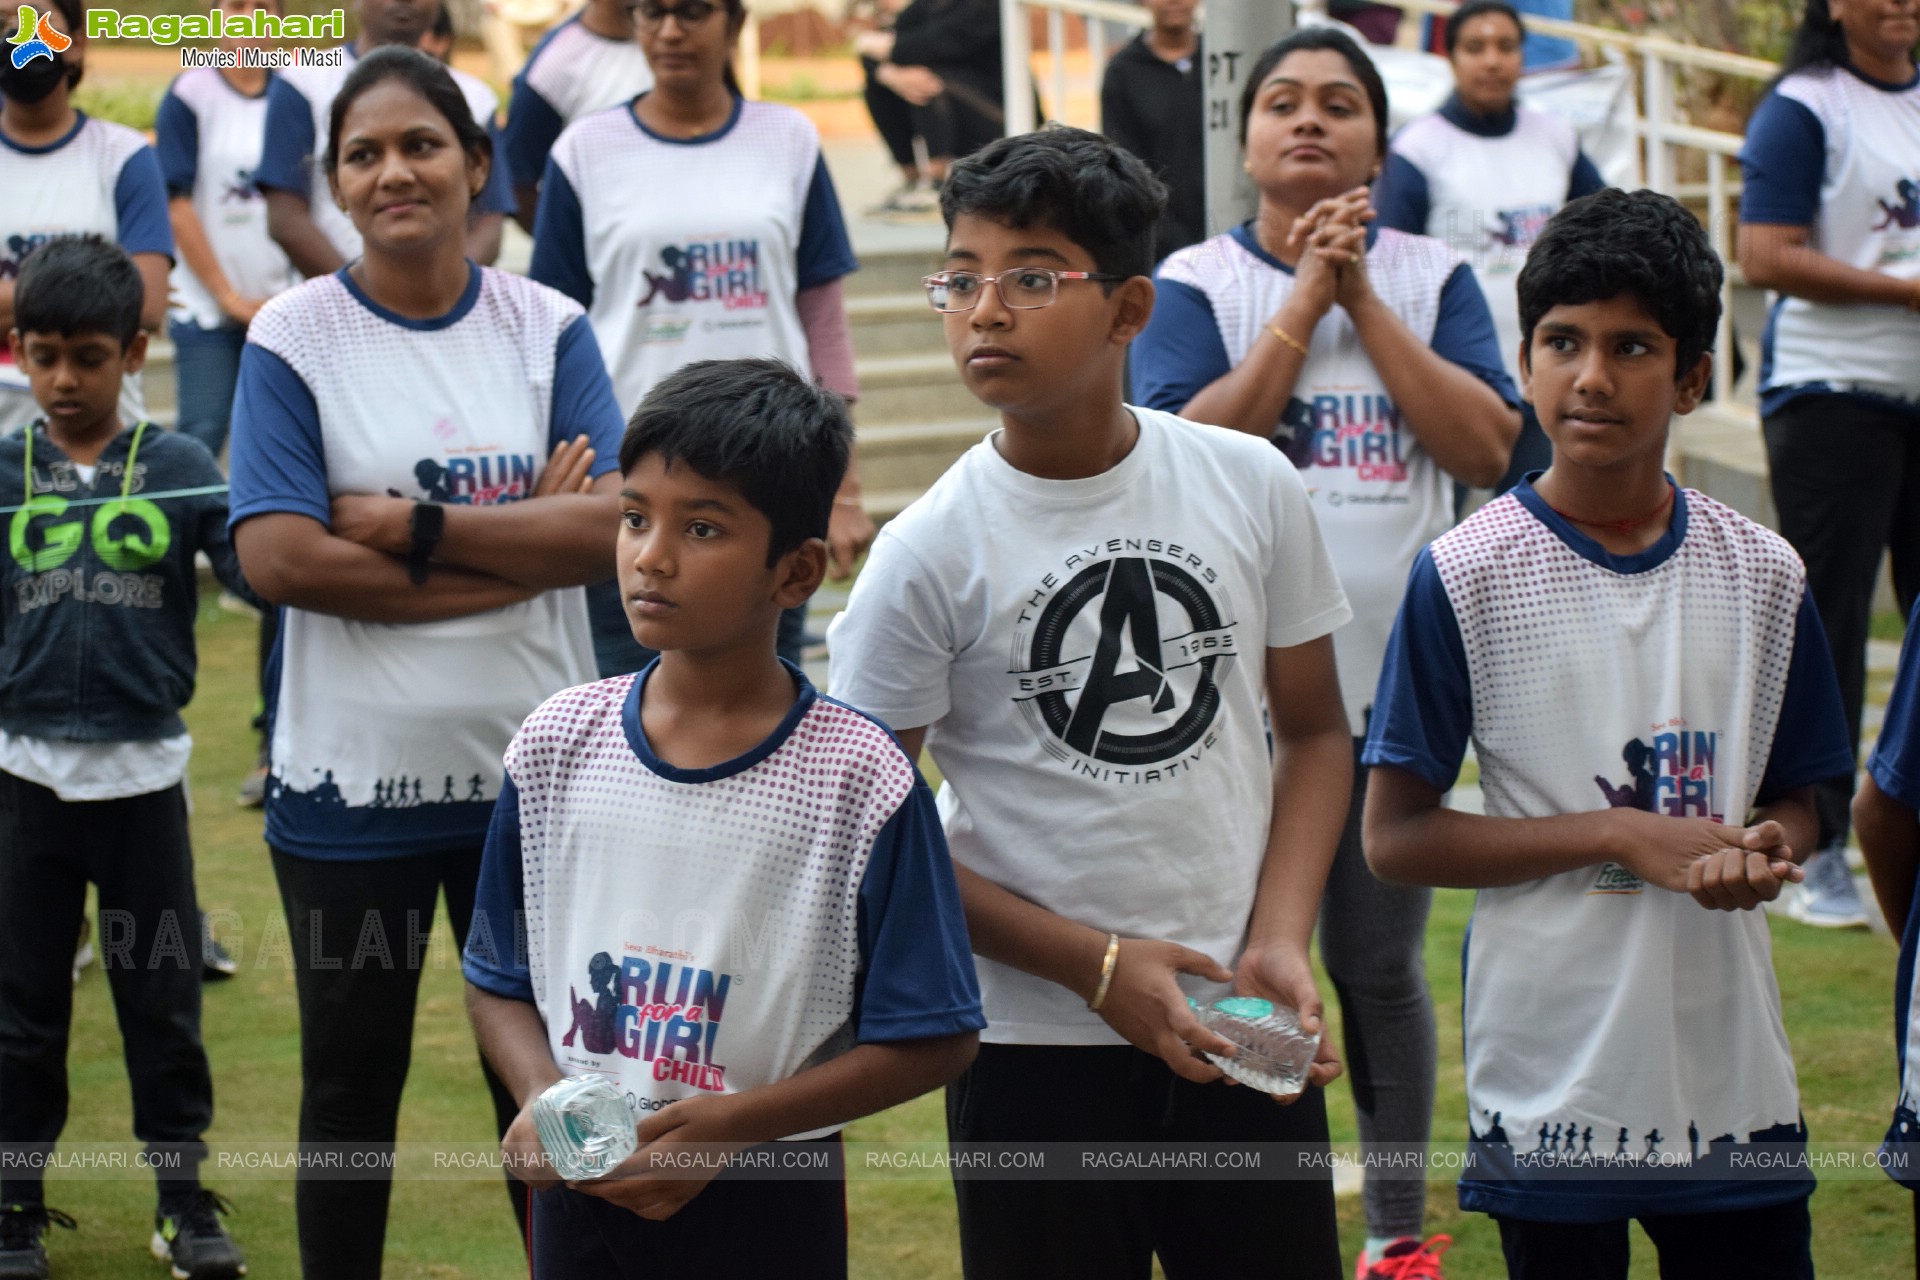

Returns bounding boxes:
[1190,997,1320,1095]
[532,1075,637,1181]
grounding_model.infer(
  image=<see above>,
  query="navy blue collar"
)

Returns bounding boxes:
[0,110,87,156]
[1231,219,1382,275]
[628,92,744,146]
[1843,61,1920,92]
[336,261,483,331]
[1512,473,1688,574]
[1439,91,1516,137]
[621,658,817,783]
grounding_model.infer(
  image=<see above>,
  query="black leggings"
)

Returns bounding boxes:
[271,845,524,1279]
[1495,1198,1813,1279]
[861,55,1001,166]
[945,1043,1343,1279]
[1763,392,1920,847]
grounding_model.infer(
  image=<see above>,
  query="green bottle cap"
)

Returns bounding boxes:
[1213,996,1275,1020]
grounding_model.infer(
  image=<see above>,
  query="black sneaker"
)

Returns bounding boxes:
[201,917,237,982]
[0,1203,76,1280]
[150,1191,245,1280]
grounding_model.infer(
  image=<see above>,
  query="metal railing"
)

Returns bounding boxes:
[998,0,1782,406]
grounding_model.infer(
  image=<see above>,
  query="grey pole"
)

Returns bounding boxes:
[1204,0,1293,235]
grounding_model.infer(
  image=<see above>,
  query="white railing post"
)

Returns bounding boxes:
[1047,6,1068,123]
[1003,0,1037,135]
[1708,152,1735,405]
[1642,49,1674,197]
[739,10,762,102]
[1205,0,1293,235]
[1089,13,1110,110]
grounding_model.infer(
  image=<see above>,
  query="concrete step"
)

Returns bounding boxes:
[846,291,946,357]
[854,351,979,425]
[854,416,992,495]
[847,246,942,298]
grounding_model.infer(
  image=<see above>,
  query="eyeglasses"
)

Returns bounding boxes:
[629,0,719,27]
[921,268,1126,313]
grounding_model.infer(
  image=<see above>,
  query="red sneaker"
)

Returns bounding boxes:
[1357,1234,1452,1280]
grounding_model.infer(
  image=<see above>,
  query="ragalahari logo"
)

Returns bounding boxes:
[8,5,70,68]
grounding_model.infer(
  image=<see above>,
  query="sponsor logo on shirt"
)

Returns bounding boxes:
[1007,537,1237,784]
[398,449,538,506]
[1588,723,1725,894]
[1278,389,1408,484]
[1486,203,1555,252]
[637,239,768,311]
[561,949,732,1095]
[1875,177,1920,232]
[3,231,59,281]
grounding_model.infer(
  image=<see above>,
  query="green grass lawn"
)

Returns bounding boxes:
[42,600,1917,1277]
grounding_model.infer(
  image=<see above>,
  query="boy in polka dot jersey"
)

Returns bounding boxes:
[462,357,983,1279]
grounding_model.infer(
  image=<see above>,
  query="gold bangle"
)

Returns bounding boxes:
[1088,933,1120,1011]
[1266,321,1309,358]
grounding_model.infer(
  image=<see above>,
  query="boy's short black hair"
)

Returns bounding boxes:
[1445,0,1525,53]
[619,358,852,567]
[1515,188,1723,380]
[939,126,1168,282]
[11,235,144,349]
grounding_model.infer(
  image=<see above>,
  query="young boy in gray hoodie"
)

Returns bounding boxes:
[0,237,250,1280]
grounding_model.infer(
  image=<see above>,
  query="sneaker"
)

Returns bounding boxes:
[235,767,267,809]
[866,180,937,219]
[1785,848,1870,929]
[1358,1234,1452,1279]
[0,1203,77,1280]
[150,1191,245,1280]
[201,918,237,983]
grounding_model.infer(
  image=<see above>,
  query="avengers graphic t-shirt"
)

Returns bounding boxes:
[227,264,624,859]
[462,665,985,1131]
[1363,481,1852,1220]
[1134,223,1517,732]
[528,95,857,415]
[828,408,1352,1044]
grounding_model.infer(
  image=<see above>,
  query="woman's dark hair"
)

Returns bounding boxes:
[939,126,1168,282]
[1237,26,1390,161]
[324,45,493,179]
[619,357,852,566]
[1445,0,1525,54]
[12,235,144,348]
[1779,0,1853,76]
[1515,188,1723,381]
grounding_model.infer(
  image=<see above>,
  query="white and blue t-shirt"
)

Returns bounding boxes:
[227,264,625,860]
[1134,223,1518,732]
[1864,597,1920,1190]
[155,68,298,330]
[500,13,652,208]
[254,45,515,265]
[1363,480,1853,1221]
[1740,63,1920,417]
[0,113,173,408]
[462,664,985,1130]
[528,96,857,416]
[1375,94,1606,379]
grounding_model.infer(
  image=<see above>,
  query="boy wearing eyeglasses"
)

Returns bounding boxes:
[827,127,1353,1278]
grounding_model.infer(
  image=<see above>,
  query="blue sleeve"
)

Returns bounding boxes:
[1132,276,1233,412]
[795,154,857,291]
[1372,151,1431,234]
[528,161,594,309]
[113,148,175,259]
[501,76,565,199]
[1739,92,1824,227]
[1757,588,1856,803]
[255,76,315,197]
[1361,548,1474,791]
[476,119,515,215]
[1870,600,1920,809]
[550,314,624,476]
[853,776,985,1044]
[154,85,198,198]
[227,343,331,528]
[463,777,535,1002]
[1432,263,1520,407]
[1567,148,1606,201]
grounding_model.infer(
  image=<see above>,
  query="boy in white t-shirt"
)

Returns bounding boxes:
[827,127,1354,1279]
[464,358,983,1279]
[1362,189,1852,1278]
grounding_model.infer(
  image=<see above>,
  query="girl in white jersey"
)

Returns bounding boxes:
[1375,0,1606,493]
[1738,0,1920,931]
[0,0,173,435]
[227,48,626,1278]
[528,0,872,676]
[1133,28,1520,1279]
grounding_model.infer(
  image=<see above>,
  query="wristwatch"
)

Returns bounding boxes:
[407,501,444,585]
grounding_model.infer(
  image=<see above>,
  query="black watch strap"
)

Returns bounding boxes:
[407,501,444,585]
